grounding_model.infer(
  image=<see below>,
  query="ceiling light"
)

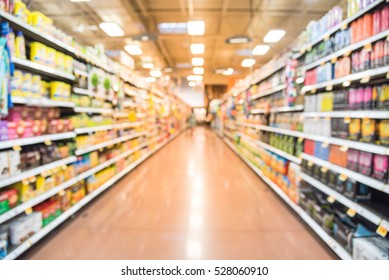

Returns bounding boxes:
[187,75,203,81]
[263,30,285,43]
[225,35,252,44]
[193,67,204,75]
[190,43,205,54]
[142,63,154,69]
[99,22,124,37]
[145,77,156,83]
[132,33,157,42]
[158,22,187,34]
[222,68,234,76]
[192,58,204,66]
[176,63,192,69]
[150,69,162,78]
[164,67,173,72]
[124,44,142,55]
[188,21,205,36]
[189,81,197,87]
[252,45,270,55]
[241,58,256,67]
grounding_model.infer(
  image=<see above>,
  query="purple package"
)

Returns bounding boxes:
[349,88,357,110]
[358,151,373,176]
[356,87,364,110]
[363,86,373,109]
[0,121,8,141]
[347,149,360,171]
[372,155,388,182]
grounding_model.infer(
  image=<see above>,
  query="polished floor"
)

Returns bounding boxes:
[23,127,334,260]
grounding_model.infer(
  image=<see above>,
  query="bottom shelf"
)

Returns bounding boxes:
[222,137,352,260]
[3,131,183,260]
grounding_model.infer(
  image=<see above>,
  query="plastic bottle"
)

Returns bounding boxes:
[1,22,15,58]
[15,31,25,59]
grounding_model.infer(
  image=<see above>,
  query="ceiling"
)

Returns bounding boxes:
[29,0,347,85]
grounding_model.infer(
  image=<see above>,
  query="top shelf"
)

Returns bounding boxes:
[294,0,385,60]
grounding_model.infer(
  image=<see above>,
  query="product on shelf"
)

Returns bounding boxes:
[353,237,389,259]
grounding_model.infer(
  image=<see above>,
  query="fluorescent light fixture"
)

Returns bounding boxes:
[189,81,197,87]
[225,35,252,44]
[124,44,142,55]
[158,22,187,34]
[252,45,270,55]
[190,43,205,54]
[150,69,162,78]
[241,58,256,67]
[193,67,204,75]
[192,57,204,66]
[187,75,203,81]
[263,29,285,43]
[222,68,234,76]
[145,77,156,83]
[164,67,173,72]
[176,63,192,69]
[188,21,205,35]
[99,22,124,37]
[142,63,154,69]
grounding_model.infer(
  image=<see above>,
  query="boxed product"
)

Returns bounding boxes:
[30,42,47,65]
[8,212,42,245]
[0,151,8,179]
[353,237,389,260]
[8,150,21,176]
[329,145,348,168]
[0,189,18,214]
[358,151,373,176]
[343,180,371,202]
[0,121,8,141]
[372,154,388,182]
[347,149,359,171]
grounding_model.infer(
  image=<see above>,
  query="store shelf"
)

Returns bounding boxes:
[12,57,75,81]
[224,123,237,130]
[294,0,385,59]
[113,112,129,118]
[2,131,182,260]
[74,107,113,115]
[224,130,235,140]
[73,87,92,96]
[113,122,145,130]
[251,62,287,86]
[300,153,389,194]
[301,65,389,93]
[238,133,302,164]
[302,110,389,119]
[301,173,387,227]
[0,10,77,56]
[270,105,304,113]
[122,100,137,108]
[74,125,114,134]
[0,132,76,150]
[0,156,77,189]
[250,84,286,100]
[234,122,389,155]
[302,29,389,72]
[74,69,89,77]
[75,131,148,155]
[250,108,269,115]
[223,138,352,260]
[11,96,75,108]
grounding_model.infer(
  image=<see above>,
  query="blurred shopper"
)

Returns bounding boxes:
[186,109,196,135]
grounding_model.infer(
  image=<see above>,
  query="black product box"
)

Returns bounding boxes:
[327,170,338,189]
[312,203,334,234]
[299,191,314,216]
[331,119,339,138]
[313,164,321,180]
[344,181,372,202]
[335,175,346,194]
[333,216,356,252]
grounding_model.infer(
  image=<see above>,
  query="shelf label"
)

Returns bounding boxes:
[339,174,348,182]
[344,117,351,123]
[58,190,66,196]
[347,208,356,217]
[324,34,330,41]
[326,85,333,91]
[343,50,352,57]
[327,196,336,204]
[25,208,33,215]
[361,76,370,83]
[340,145,349,152]
[61,165,68,170]
[387,72,389,79]
[29,176,37,183]
[22,179,29,185]
[341,23,348,30]
[376,223,388,238]
[321,142,329,148]
[364,44,372,52]
[298,137,304,143]
[330,57,337,64]
[13,145,22,151]
[311,88,317,94]
[320,167,329,173]
[306,45,312,52]
[44,139,52,145]
[307,161,314,167]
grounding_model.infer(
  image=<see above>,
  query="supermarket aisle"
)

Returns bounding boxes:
[23,127,334,260]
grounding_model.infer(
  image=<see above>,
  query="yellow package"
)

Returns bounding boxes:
[50,81,64,101]
[349,119,361,141]
[13,0,27,21]
[31,75,42,98]
[56,52,65,72]
[64,55,73,74]
[11,70,23,97]
[30,42,47,65]
[40,81,49,98]
[63,83,71,100]
[21,73,32,97]
[90,151,99,167]
[28,11,46,30]
[46,47,56,68]
[361,118,376,143]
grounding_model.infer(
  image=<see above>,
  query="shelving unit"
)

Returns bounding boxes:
[223,137,352,260]
[11,96,75,108]
[0,132,76,150]
[302,111,389,119]
[251,84,287,100]
[74,107,114,115]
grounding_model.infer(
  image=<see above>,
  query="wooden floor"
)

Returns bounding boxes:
[23,127,334,260]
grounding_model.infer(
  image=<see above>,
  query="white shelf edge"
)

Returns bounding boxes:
[2,130,183,260]
[12,57,75,81]
[295,0,385,60]
[250,108,269,114]
[251,62,287,86]
[74,69,89,77]
[250,84,286,100]
[300,153,389,194]
[0,156,77,189]
[302,29,389,72]
[222,137,352,260]
[11,96,75,108]
[74,107,113,115]
[74,125,114,134]
[0,132,76,150]
[73,88,91,96]
[238,133,302,164]
[270,105,305,113]
[302,110,389,119]
[113,122,145,129]
[300,173,384,226]
[301,65,389,93]
[75,131,148,155]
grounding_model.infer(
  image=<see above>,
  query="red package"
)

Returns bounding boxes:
[382,6,389,31]
[363,13,373,40]
[373,10,381,35]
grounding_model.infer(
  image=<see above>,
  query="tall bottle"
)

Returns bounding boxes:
[15,31,26,59]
